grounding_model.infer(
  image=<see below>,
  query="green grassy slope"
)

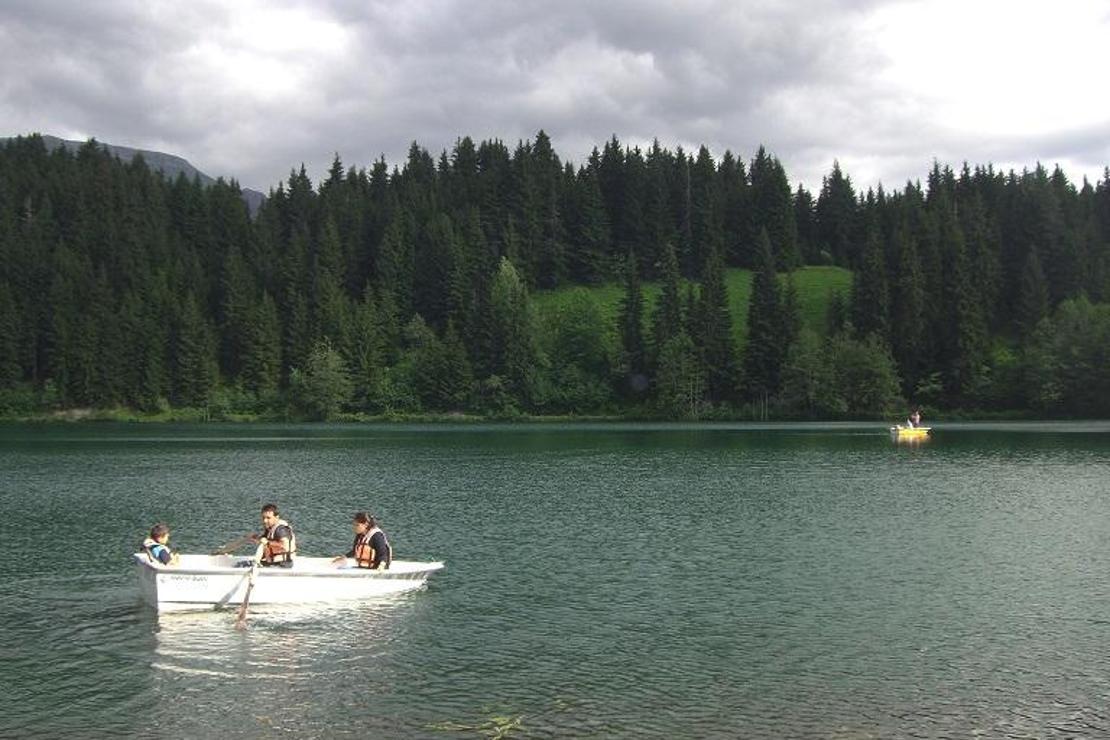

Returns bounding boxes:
[534,266,852,347]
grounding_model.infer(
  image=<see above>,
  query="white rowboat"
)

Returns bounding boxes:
[133,553,444,613]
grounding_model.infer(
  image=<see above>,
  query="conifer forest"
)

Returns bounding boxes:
[1,132,1108,420]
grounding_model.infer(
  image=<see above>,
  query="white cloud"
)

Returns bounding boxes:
[1,0,1107,193]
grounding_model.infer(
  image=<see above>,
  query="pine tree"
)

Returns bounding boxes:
[651,241,684,359]
[779,272,802,351]
[291,338,352,420]
[815,161,858,266]
[750,147,799,270]
[343,288,381,410]
[413,212,457,332]
[173,292,216,408]
[793,185,818,264]
[616,252,647,396]
[719,150,752,267]
[889,225,926,394]
[414,322,473,411]
[0,281,21,387]
[490,257,543,408]
[850,222,890,340]
[743,229,784,400]
[1016,247,1049,337]
[690,145,722,279]
[564,162,610,283]
[242,291,282,395]
[218,242,252,380]
[655,331,703,418]
[696,244,738,403]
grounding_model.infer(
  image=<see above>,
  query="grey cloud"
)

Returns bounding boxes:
[1,0,1105,195]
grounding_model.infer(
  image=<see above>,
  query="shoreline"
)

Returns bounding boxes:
[0,407,1077,424]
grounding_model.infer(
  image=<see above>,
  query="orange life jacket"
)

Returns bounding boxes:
[262,519,296,564]
[353,526,391,569]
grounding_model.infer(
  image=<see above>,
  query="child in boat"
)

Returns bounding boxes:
[142,523,180,566]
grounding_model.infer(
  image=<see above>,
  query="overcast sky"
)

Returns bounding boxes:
[3,0,1109,194]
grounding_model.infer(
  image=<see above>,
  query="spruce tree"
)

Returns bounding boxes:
[750,147,799,270]
[850,222,890,340]
[743,229,784,400]
[696,244,738,403]
[1016,247,1049,337]
[890,225,926,395]
[173,292,216,408]
[616,252,647,395]
[690,145,722,279]
[815,161,858,266]
[242,291,282,395]
[651,241,684,359]
[0,282,21,387]
[490,257,543,408]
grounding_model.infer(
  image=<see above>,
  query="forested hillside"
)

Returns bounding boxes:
[1,132,1108,419]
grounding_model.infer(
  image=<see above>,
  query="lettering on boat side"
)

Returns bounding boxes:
[165,575,208,585]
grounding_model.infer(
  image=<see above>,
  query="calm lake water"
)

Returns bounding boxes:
[1,421,1109,738]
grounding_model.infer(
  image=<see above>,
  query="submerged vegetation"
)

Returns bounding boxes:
[0,133,1108,421]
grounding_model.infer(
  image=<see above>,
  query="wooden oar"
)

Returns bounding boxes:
[234,541,267,630]
[212,533,254,556]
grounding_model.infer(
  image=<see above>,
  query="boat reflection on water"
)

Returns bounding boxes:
[141,594,430,735]
[151,593,421,669]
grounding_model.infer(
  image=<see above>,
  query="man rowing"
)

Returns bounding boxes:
[250,503,297,568]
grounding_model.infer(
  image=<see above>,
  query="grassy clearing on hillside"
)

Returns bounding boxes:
[534,266,852,348]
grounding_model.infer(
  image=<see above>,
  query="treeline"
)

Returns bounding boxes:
[0,132,1108,419]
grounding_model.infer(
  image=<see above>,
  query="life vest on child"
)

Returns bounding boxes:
[262,519,297,564]
[142,537,171,565]
[353,527,392,569]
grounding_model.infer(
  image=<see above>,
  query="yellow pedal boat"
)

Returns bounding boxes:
[890,425,931,441]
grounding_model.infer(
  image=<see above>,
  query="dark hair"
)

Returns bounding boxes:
[261,503,279,515]
[150,523,169,540]
[353,511,376,528]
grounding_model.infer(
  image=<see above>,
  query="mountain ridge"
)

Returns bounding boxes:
[1,133,265,215]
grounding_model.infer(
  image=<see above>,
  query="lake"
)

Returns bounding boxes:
[1,422,1108,738]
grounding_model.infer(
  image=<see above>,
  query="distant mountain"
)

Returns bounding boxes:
[2,134,265,215]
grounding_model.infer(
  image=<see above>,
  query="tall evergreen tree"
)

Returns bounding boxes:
[490,257,543,408]
[750,147,799,270]
[172,292,216,408]
[616,252,648,396]
[743,229,784,400]
[1016,247,1049,337]
[815,161,858,266]
[850,222,890,340]
[0,282,21,387]
[241,291,282,395]
[696,244,738,403]
[889,225,926,395]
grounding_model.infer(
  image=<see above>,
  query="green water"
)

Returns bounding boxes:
[1,422,1108,738]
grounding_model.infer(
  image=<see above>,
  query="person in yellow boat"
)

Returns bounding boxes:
[910,409,922,428]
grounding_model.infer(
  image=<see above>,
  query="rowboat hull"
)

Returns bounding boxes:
[133,553,444,613]
[890,425,931,441]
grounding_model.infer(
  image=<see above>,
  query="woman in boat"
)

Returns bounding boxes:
[910,409,922,428]
[333,512,391,570]
[142,523,179,566]
[250,503,296,568]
